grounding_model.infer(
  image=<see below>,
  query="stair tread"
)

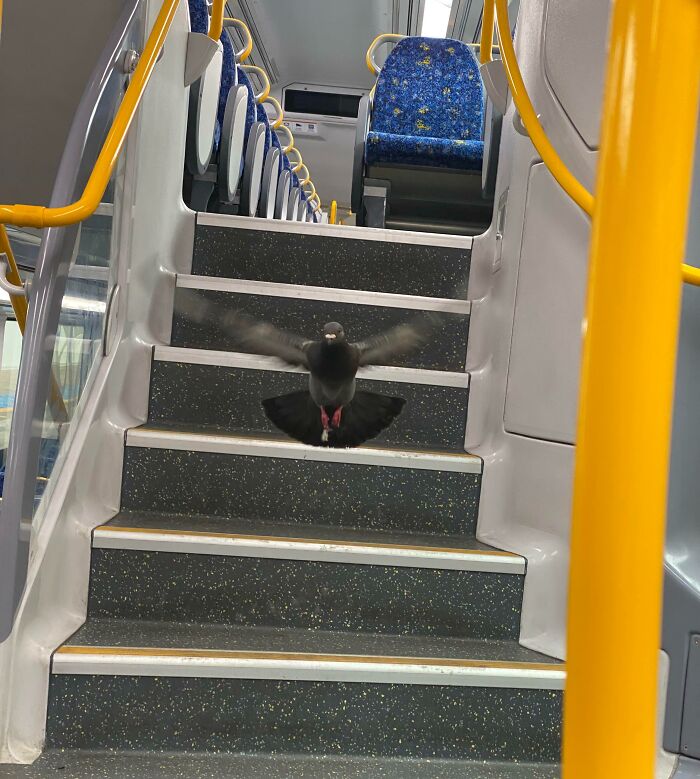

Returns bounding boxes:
[60,618,559,667]
[103,511,504,556]
[0,749,560,778]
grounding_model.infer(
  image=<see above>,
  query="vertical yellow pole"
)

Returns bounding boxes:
[329,200,337,225]
[480,0,495,64]
[563,0,700,777]
[208,0,225,40]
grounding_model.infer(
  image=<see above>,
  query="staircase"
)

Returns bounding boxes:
[2,217,563,777]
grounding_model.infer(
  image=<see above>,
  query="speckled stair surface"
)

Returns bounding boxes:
[171,281,470,371]
[0,751,560,778]
[120,430,483,536]
[190,214,472,298]
[148,348,470,452]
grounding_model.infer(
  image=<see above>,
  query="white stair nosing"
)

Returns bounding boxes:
[176,275,471,315]
[53,649,564,690]
[154,346,470,389]
[196,212,473,251]
[126,428,483,474]
[93,527,524,574]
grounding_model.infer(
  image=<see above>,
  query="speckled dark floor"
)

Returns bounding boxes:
[64,619,560,666]
[121,446,482,536]
[148,360,469,451]
[106,510,494,549]
[171,288,470,371]
[0,751,560,778]
[45,676,562,761]
[191,222,471,298]
[87,548,524,639]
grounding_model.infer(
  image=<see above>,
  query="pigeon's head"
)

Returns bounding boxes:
[322,321,345,343]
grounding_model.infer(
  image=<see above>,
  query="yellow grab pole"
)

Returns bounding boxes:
[329,200,337,225]
[562,0,700,776]
[208,0,225,40]
[480,0,495,65]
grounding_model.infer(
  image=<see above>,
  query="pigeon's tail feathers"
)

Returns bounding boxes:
[262,391,323,446]
[328,391,406,448]
[262,390,405,448]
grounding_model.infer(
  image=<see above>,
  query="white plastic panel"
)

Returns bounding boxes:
[543,0,610,149]
[196,48,222,168]
[504,163,590,444]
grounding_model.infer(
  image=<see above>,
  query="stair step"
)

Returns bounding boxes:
[191,213,472,299]
[88,517,523,639]
[121,429,482,537]
[171,277,470,371]
[45,619,562,763]
[149,347,470,451]
[0,751,561,778]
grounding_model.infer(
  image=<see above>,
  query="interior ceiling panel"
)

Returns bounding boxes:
[245,0,393,89]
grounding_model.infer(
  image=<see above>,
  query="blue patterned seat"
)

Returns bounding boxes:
[366,36,484,171]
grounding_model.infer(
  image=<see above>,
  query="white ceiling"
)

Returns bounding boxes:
[244,0,393,90]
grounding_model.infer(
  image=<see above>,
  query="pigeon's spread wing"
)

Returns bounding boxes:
[175,288,311,367]
[353,312,443,367]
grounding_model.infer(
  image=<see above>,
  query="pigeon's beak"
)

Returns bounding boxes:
[325,333,337,340]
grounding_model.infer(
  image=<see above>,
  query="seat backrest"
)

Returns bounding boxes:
[188,0,236,140]
[371,36,483,142]
[236,65,259,144]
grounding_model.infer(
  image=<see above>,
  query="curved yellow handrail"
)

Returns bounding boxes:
[242,64,271,103]
[329,200,338,225]
[263,96,284,129]
[208,0,225,40]
[302,182,317,201]
[223,17,253,62]
[309,195,322,213]
[493,0,594,215]
[275,124,294,154]
[287,147,303,173]
[297,164,311,186]
[365,33,405,76]
[0,0,188,228]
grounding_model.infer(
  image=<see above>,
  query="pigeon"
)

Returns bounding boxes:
[176,290,446,448]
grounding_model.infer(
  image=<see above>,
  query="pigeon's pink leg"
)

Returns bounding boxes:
[331,407,343,428]
[320,407,331,430]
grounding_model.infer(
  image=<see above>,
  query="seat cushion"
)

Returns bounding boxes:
[366,130,483,171]
[372,37,483,144]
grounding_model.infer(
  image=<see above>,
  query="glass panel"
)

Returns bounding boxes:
[30,68,127,519]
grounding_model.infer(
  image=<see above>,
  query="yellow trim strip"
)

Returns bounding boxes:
[0,0,182,228]
[241,64,271,103]
[95,524,522,559]
[55,644,562,673]
[493,0,594,215]
[562,0,700,775]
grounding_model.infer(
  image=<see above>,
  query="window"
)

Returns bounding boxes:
[421,0,453,37]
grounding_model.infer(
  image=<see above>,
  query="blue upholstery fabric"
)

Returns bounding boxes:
[366,131,483,170]
[257,104,272,155]
[291,171,300,189]
[368,36,484,170]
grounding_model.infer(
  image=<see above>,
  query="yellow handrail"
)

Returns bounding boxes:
[297,164,311,186]
[329,200,338,224]
[480,0,495,65]
[223,16,253,62]
[492,0,594,215]
[365,33,405,76]
[263,96,284,129]
[302,182,317,201]
[0,0,194,228]
[287,147,303,173]
[242,64,271,103]
[488,0,700,287]
[562,0,700,775]
[275,124,294,154]
[208,0,225,40]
